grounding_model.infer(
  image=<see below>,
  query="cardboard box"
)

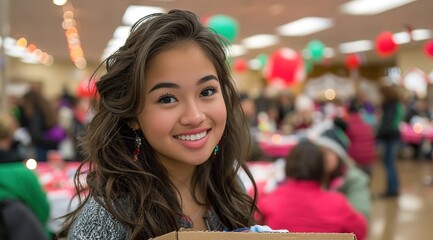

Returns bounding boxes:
[152,230,356,240]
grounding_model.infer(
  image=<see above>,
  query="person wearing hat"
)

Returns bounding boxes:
[314,125,372,221]
[257,139,367,240]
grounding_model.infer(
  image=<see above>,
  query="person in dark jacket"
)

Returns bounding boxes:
[20,90,66,161]
[0,113,51,239]
[376,84,404,197]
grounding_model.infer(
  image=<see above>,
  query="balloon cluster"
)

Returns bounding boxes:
[206,15,239,43]
[424,40,433,58]
[375,31,398,57]
[264,48,304,87]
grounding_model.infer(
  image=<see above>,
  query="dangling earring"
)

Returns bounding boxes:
[213,144,219,156]
[133,130,142,161]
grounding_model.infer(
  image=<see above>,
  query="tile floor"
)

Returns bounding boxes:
[368,159,433,240]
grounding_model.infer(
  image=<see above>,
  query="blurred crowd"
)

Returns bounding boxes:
[1,78,432,239]
[1,84,95,239]
[240,81,433,240]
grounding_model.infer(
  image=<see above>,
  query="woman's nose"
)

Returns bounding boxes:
[179,102,205,126]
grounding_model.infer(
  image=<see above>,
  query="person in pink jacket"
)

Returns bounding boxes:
[346,99,377,177]
[257,140,367,240]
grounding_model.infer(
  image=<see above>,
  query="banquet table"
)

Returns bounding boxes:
[255,132,299,159]
[400,122,433,144]
[35,161,83,233]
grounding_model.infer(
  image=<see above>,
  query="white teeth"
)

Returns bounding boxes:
[176,131,207,141]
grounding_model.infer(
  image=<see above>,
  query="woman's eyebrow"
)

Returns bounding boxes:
[197,74,218,85]
[148,82,180,93]
[148,74,218,93]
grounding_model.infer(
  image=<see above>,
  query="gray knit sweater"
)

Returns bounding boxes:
[67,197,129,239]
[67,197,225,239]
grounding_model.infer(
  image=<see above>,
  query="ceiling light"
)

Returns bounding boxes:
[122,5,165,26]
[242,34,279,49]
[393,32,411,44]
[20,54,40,64]
[338,40,373,54]
[412,29,432,41]
[277,17,333,36]
[340,0,417,15]
[113,26,131,40]
[393,29,432,44]
[53,0,67,6]
[226,44,247,58]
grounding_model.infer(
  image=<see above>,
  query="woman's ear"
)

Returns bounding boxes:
[128,120,140,130]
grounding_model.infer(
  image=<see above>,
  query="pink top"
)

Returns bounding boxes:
[258,180,367,240]
[346,113,376,166]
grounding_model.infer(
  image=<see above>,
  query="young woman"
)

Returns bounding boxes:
[59,10,258,239]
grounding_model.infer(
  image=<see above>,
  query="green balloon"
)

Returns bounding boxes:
[307,40,325,62]
[304,59,314,74]
[256,53,268,69]
[207,15,239,43]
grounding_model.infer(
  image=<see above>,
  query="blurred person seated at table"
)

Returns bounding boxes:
[314,126,372,220]
[257,139,367,240]
[404,97,432,160]
[405,97,431,123]
[345,99,377,177]
[20,89,67,161]
[277,91,295,125]
[240,93,265,161]
[281,94,314,134]
[0,113,51,239]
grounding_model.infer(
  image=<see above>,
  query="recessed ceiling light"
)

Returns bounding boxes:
[277,17,333,36]
[393,32,411,44]
[226,44,247,58]
[393,29,432,44]
[242,34,279,49]
[53,0,67,6]
[113,26,131,40]
[340,0,417,15]
[338,40,373,54]
[122,5,165,26]
[412,29,432,41]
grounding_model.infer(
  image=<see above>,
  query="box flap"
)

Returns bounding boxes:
[152,231,356,240]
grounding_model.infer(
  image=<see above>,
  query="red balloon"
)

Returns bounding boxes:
[345,53,361,70]
[263,48,304,87]
[233,58,248,73]
[76,78,98,98]
[424,40,433,58]
[375,31,398,57]
[200,14,211,25]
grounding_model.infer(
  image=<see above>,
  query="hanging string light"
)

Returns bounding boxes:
[60,4,87,69]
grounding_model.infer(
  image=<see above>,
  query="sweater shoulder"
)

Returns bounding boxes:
[67,197,128,240]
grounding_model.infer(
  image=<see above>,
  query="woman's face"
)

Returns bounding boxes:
[322,148,339,174]
[136,42,227,171]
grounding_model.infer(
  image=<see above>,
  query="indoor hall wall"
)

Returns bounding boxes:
[8,58,97,100]
[6,47,433,101]
[397,47,433,75]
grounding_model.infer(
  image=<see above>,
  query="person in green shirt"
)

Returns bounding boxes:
[0,113,51,238]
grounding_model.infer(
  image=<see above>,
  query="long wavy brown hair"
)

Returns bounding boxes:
[58,9,258,239]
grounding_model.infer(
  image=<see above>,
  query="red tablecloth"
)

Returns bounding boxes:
[400,122,433,144]
[256,133,298,158]
[35,161,82,196]
[34,161,84,232]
